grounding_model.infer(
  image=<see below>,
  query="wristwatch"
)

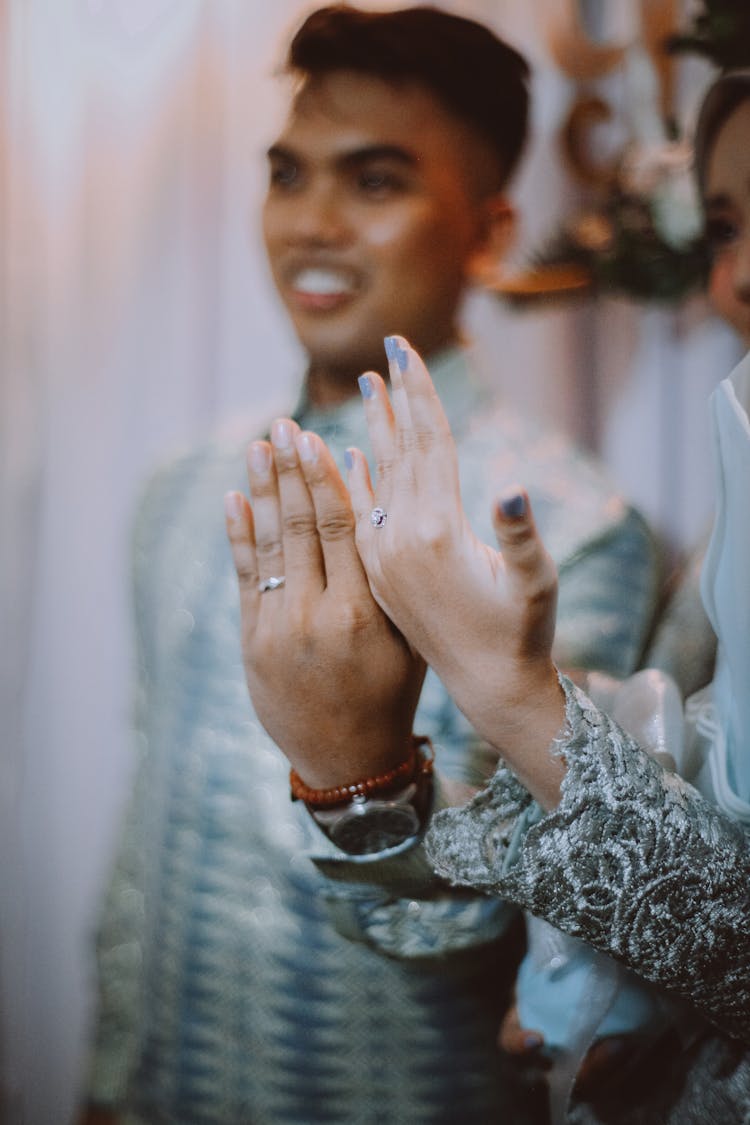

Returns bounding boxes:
[310,780,428,856]
[293,735,434,857]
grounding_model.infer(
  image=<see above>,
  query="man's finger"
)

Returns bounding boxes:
[246,440,285,586]
[294,431,369,592]
[224,490,260,622]
[270,418,325,593]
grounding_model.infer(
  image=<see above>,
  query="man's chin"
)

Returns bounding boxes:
[300,338,388,380]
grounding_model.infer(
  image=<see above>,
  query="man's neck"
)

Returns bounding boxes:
[305,365,363,410]
[304,333,461,409]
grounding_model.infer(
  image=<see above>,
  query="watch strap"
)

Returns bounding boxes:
[312,839,444,895]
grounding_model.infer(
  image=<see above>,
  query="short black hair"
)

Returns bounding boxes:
[286,4,530,189]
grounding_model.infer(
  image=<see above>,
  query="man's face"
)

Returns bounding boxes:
[705,100,750,348]
[262,70,499,376]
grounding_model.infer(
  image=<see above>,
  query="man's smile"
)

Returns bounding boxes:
[285,265,361,311]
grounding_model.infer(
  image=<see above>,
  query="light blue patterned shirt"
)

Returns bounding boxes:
[86,348,659,1123]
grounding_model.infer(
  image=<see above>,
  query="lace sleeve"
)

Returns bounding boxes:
[425,675,750,1043]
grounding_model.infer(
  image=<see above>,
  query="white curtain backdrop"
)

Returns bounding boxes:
[0,1,741,1122]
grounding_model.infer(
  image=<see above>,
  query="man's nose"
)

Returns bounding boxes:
[288,181,351,246]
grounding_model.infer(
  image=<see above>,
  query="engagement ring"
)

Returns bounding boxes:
[259,576,286,593]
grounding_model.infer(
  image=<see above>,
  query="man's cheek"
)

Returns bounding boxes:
[362,205,433,252]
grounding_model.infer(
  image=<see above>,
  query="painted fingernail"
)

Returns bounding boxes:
[523,1032,544,1050]
[271,419,293,449]
[499,492,526,519]
[224,491,243,520]
[297,432,317,463]
[358,374,374,399]
[344,448,354,471]
[385,335,409,371]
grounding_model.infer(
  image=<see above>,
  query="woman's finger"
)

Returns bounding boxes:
[345,445,378,551]
[574,1036,639,1098]
[294,431,368,594]
[492,487,555,584]
[357,369,397,494]
[498,1002,546,1059]
[246,440,285,587]
[270,418,325,594]
[384,335,451,457]
[492,486,558,657]
[383,335,413,438]
[224,490,260,623]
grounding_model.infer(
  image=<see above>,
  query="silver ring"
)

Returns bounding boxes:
[370,507,387,528]
[259,575,286,593]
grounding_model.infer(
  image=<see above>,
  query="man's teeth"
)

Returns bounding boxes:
[294,268,355,295]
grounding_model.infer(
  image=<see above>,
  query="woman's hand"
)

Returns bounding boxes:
[346,337,566,808]
[225,419,425,789]
[76,1109,120,1125]
[499,1002,640,1102]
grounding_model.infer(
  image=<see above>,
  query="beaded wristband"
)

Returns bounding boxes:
[289,735,433,809]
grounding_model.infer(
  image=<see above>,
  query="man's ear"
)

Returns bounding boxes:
[467,196,518,287]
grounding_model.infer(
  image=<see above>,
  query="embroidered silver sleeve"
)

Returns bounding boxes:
[425,674,750,1043]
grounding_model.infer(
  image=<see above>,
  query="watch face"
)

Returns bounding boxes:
[329,804,420,856]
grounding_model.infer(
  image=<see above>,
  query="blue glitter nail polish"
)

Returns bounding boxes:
[395,346,409,373]
[384,336,399,361]
[500,493,526,519]
[358,374,373,399]
[344,449,354,471]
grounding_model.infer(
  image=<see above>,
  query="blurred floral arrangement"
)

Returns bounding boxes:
[497,0,749,305]
[667,0,750,70]
[529,135,710,303]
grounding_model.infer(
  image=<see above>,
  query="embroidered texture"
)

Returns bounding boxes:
[426,675,750,1044]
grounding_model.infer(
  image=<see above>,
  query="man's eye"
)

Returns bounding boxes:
[357,169,403,195]
[269,163,299,189]
[705,216,739,253]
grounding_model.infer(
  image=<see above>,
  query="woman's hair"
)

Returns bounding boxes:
[694,70,750,192]
[285,4,531,189]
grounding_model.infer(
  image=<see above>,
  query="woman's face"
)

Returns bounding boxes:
[704,99,750,348]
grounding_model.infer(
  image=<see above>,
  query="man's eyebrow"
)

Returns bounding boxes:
[265,142,418,167]
[337,144,418,169]
[266,143,296,162]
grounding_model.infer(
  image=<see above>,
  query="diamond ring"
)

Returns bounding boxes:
[259,576,286,593]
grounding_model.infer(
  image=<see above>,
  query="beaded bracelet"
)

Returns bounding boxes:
[289,735,433,809]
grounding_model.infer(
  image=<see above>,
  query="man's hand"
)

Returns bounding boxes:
[346,337,565,809]
[225,419,425,789]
